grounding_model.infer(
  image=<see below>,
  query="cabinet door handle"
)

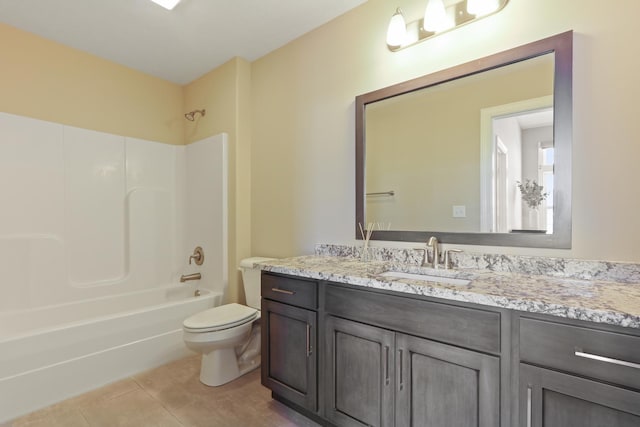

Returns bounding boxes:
[306,323,312,357]
[398,349,404,391]
[271,287,295,295]
[574,348,640,369]
[526,385,532,427]
[384,346,390,386]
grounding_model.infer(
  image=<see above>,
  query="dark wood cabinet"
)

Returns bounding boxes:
[325,315,500,427]
[517,315,640,427]
[519,363,640,427]
[395,333,500,427]
[325,316,395,427]
[261,272,640,427]
[261,291,318,412]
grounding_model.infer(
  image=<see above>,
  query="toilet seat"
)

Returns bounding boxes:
[183,303,258,333]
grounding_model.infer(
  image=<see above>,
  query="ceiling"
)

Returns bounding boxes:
[0,0,367,84]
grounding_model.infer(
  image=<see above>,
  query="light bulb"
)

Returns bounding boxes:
[149,0,181,10]
[467,0,500,16]
[386,8,408,47]
[423,0,453,33]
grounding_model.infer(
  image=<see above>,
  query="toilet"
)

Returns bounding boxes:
[183,257,274,386]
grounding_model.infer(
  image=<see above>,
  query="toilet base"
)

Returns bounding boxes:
[199,348,261,386]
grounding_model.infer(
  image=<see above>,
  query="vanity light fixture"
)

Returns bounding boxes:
[423,0,453,33]
[467,0,500,16]
[386,0,508,51]
[386,8,408,47]
[149,0,181,10]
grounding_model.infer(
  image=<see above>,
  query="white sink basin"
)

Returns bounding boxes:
[379,271,471,286]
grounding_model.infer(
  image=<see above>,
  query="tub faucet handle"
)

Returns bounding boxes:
[189,246,204,265]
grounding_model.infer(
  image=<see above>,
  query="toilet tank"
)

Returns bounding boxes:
[239,257,275,309]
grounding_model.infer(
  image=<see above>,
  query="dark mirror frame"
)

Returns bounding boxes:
[356,31,572,248]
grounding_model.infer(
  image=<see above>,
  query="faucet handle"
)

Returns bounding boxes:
[189,246,204,265]
[443,249,462,270]
[412,247,428,266]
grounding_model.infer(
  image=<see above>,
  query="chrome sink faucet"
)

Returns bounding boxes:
[427,236,440,269]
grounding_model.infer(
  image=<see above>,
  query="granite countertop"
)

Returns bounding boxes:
[258,255,640,329]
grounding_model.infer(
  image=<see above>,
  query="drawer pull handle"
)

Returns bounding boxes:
[526,385,532,427]
[398,349,404,391]
[306,324,312,357]
[271,287,295,295]
[574,348,640,370]
[384,346,390,386]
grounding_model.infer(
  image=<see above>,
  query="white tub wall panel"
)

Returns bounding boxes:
[0,113,65,236]
[127,189,175,287]
[126,137,182,283]
[0,239,31,311]
[0,239,64,311]
[125,137,176,191]
[0,113,65,311]
[24,236,68,309]
[184,134,228,295]
[174,145,188,280]
[63,126,126,287]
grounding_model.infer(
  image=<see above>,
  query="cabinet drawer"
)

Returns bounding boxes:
[520,317,640,390]
[325,284,501,354]
[261,273,318,310]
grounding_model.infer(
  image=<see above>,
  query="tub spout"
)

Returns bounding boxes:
[180,273,201,283]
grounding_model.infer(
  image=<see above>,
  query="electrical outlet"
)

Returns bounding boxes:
[452,205,466,218]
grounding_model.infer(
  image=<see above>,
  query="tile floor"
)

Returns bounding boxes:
[5,355,321,427]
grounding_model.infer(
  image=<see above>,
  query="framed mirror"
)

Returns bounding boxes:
[356,31,572,248]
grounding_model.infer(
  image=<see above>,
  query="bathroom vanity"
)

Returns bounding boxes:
[259,252,640,427]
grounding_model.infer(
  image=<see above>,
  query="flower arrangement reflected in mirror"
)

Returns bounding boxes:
[517,179,548,230]
[517,179,548,209]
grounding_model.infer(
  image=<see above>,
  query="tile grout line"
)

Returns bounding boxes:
[78,387,141,427]
[134,376,186,426]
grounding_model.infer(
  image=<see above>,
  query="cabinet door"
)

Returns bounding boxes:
[519,363,640,427]
[261,299,317,412]
[395,334,500,427]
[325,316,395,427]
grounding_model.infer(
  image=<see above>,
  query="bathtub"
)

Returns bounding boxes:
[0,285,219,423]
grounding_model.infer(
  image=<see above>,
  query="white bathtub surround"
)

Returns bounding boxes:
[260,252,640,329]
[183,137,229,300]
[0,287,221,423]
[0,112,229,422]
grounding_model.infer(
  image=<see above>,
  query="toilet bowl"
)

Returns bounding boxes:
[183,257,274,386]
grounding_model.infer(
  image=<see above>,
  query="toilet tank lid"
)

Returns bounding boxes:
[239,257,276,269]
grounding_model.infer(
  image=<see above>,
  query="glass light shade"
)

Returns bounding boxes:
[423,0,453,32]
[386,9,408,46]
[466,0,500,16]
[150,0,181,10]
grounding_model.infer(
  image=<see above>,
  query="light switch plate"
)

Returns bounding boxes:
[453,205,466,218]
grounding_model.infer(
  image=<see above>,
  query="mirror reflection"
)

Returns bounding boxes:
[365,53,554,234]
[356,31,572,248]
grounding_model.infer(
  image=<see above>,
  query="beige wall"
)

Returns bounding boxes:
[0,23,184,145]
[251,0,640,262]
[184,58,253,304]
